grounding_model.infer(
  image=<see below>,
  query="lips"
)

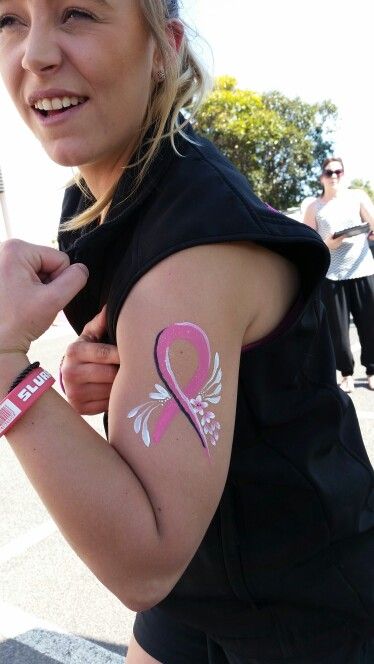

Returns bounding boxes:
[33,96,88,118]
[27,90,89,118]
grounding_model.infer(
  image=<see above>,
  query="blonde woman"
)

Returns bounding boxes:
[0,2,373,662]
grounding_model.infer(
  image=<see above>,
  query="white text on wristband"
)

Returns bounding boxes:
[0,367,55,437]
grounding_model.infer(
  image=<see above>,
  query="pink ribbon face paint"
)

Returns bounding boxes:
[127,322,222,455]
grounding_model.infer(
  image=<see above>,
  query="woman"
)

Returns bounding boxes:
[303,158,374,393]
[0,2,373,662]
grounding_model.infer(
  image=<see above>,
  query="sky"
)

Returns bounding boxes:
[1,0,373,243]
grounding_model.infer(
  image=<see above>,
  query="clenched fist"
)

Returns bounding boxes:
[0,239,88,354]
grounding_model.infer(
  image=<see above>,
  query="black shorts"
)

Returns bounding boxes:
[133,607,374,664]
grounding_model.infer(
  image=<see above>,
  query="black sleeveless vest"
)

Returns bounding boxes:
[59,126,374,661]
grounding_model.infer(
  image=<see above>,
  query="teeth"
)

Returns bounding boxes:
[42,98,52,111]
[34,96,86,111]
[51,97,63,110]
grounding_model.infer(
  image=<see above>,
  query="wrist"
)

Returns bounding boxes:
[0,354,30,399]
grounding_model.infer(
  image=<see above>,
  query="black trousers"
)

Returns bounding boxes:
[322,275,374,376]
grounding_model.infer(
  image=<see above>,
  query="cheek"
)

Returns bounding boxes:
[0,53,23,108]
[0,53,16,95]
[95,50,153,117]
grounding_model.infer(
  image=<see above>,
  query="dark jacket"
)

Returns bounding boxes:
[59,126,374,661]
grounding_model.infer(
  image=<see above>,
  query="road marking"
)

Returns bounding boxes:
[0,520,57,566]
[0,601,125,662]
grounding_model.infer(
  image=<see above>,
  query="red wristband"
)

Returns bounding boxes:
[0,366,55,437]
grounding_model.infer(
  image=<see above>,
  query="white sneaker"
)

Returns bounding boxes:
[340,375,355,393]
[368,375,374,390]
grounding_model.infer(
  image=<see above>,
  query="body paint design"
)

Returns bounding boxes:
[127,322,222,455]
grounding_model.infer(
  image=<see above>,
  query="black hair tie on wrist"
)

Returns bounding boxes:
[8,362,40,392]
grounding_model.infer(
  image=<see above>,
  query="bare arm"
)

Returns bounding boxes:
[302,201,318,230]
[359,190,374,231]
[0,239,297,611]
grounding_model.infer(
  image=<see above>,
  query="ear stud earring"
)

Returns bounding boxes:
[155,70,166,83]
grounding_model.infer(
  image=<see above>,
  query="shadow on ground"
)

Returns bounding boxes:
[0,629,127,663]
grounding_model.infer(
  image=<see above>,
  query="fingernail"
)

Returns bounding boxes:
[76,263,89,277]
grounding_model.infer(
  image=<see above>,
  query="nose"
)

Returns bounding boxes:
[21,25,62,74]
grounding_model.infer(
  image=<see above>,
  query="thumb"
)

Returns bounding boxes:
[46,263,89,310]
[81,304,108,342]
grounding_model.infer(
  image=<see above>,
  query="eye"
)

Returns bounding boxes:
[63,8,96,23]
[0,15,21,30]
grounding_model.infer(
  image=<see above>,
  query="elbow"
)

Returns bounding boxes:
[114,573,177,613]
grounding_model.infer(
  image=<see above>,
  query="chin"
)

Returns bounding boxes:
[43,143,93,168]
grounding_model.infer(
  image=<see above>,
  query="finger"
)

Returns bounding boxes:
[80,305,108,342]
[65,340,120,365]
[45,263,89,310]
[66,383,113,403]
[31,243,71,277]
[80,401,109,415]
[68,399,109,416]
[62,361,119,385]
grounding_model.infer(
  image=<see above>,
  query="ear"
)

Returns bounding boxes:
[152,19,184,80]
[167,19,184,53]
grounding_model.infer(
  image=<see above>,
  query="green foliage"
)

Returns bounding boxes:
[349,179,374,201]
[195,77,338,210]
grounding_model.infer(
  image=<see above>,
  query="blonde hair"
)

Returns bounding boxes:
[62,0,210,231]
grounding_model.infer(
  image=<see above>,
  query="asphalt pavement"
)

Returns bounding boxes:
[0,317,373,663]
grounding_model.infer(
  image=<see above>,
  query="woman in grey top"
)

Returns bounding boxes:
[304,157,374,392]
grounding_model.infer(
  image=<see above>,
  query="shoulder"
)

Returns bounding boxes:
[353,188,373,206]
[346,188,370,207]
[138,130,315,257]
[117,240,299,367]
[347,187,363,199]
[302,197,319,227]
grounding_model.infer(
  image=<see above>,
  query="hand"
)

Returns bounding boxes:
[61,306,120,415]
[325,233,346,250]
[0,239,88,354]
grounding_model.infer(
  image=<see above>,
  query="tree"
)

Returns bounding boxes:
[195,77,337,210]
[349,178,374,201]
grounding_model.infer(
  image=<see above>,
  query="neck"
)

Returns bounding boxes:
[322,187,344,202]
[79,139,138,202]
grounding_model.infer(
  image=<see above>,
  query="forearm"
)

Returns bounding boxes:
[1,355,164,609]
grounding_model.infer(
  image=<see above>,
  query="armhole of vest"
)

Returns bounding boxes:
[107,234,323,345]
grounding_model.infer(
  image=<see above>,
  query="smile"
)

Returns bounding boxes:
[33,95,88,118]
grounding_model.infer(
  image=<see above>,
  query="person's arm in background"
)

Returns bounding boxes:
[359,190,374,233]
[303,200,345,251]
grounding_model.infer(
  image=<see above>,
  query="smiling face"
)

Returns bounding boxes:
[0,0,160,176]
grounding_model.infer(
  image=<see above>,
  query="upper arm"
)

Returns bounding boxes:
[106,242,298,593]
[359,190,374,226]
[107,245,247,580]
[302,201,317,230]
